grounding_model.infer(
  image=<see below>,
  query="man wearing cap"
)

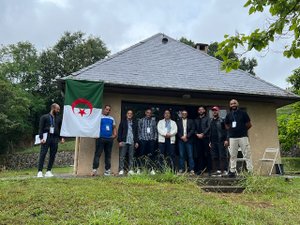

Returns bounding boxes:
[209,106,229,177]
[225,99,253,177]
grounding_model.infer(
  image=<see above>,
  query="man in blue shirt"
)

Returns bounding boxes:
[92,105,117,176]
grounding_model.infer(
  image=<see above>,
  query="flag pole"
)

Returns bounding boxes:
[74,137,80,175]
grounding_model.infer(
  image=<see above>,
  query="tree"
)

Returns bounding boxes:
[0,42,40,92]
[0,31,110,153]
[277,68,300,152]
[287,67,300,95]
[180,38,258,75]
[40,31,110,106]
[0,76,33,153]
[216,0,300,72]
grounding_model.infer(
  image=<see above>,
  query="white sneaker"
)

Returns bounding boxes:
[136,169,141,175]
[150,169,156,175]
[128,170,135,175]
[91,169,97,176]
[37,171,43,178]
[119,170,124,176]
[104,169,111,176]
[45,171,54,177]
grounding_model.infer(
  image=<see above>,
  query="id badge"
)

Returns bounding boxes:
[146,127,151,134]
[106,125,110,131]
[50,126,54,134]
[232,121,237,128]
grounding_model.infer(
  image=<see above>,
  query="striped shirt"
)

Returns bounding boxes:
[138,117,157,141]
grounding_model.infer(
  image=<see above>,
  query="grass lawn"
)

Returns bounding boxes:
[0,168,299,225]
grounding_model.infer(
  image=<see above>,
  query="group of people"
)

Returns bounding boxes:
[37,99,253,178]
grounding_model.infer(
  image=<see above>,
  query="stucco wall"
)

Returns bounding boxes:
[75,92,280,176]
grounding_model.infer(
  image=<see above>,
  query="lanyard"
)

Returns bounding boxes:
[49,115,55,127]
[231,111,236,122]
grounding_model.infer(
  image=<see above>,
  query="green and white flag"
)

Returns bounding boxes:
[60,80,104,137]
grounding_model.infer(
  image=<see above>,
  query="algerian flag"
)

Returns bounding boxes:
[60,80,104,137]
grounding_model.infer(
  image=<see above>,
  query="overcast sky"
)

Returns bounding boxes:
[1,0,299,89]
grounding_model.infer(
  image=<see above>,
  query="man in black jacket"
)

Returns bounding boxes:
[194,106,211,175]
[117,109,139,175]
[209,106,229,176]
[37,103,64,178]
[177,110,195,174]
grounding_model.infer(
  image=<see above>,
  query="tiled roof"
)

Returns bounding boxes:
[66,33,299,99]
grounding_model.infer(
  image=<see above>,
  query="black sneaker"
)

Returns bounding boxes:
[228,171,236,178]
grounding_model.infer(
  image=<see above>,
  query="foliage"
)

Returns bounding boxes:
[217,0,300,72]
[287,67,300,95]
[0,77,33,153]
[39,31,110,106]
[277,68,300,152]
[0,173,300,224]
[0,42,40,92]
[0,31,110,153]
[282,157,300,173]
[277,109,300,151]
[180,37,258,75]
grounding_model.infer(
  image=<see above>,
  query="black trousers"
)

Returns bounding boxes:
[38,136,59,171]
[93,137,114,170]
[195,138,211,173]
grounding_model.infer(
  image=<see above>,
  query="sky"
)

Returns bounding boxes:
[0,0,299,89]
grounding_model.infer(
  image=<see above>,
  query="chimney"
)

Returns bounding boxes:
[195,43,208,53]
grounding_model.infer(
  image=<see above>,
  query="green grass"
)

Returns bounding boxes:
[282,157,300,173]
[0,169,300,224]
[14,140,75,154]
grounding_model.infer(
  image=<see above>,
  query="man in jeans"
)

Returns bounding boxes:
[37,103,65,178]
[138,108,157,174]
[117,109,139,175]
[225,99,253,177]
[92,105,117,176]
[177,110,195,174]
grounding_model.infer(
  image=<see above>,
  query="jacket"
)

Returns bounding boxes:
[157,119,178,144]
[194,115,210,138]
[117,119,138,143]
[208,117,227,143]
[176,118,195,142]
[39,113,62,139]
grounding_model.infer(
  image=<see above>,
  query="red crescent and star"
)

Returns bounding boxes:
[71,98,93,117]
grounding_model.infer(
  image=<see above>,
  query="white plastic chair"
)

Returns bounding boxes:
[259,148,281,175]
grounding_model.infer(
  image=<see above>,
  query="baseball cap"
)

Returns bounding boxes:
[212,106,220,111]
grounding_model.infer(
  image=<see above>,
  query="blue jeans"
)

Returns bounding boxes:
[178,140,194,171]
[93,137,113,170]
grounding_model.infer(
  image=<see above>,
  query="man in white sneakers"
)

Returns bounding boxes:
[37,103,65,178]
[157,110,178,171]
[91,105,117,176]
[117,109,139,176]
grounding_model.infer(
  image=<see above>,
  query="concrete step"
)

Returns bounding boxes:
[201,185,245,193]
